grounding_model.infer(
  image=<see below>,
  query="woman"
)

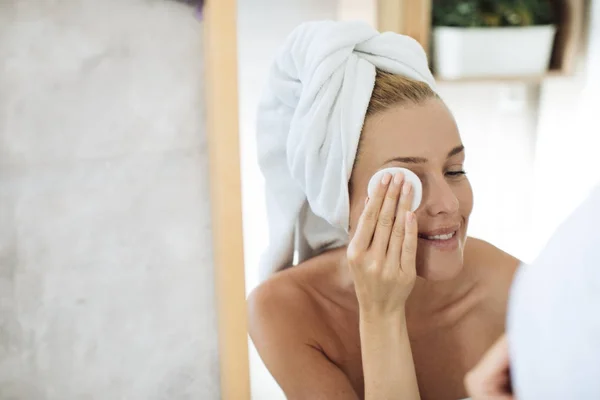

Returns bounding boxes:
[248,20,519,400]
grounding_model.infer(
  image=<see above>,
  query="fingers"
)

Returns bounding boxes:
[472,335,510,378]
[398,181,414,214]
[465,335,514,400]
[349,172,416,271]
[350,172,392,252]
[371,173,404,253]
[399,211,418,275]
[387,181,414,262]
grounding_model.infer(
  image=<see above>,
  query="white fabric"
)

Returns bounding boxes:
[256,20,436,280]
[508,184,600,399]
[367,167,423,212]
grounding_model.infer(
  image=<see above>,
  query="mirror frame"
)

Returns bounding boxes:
[204,0,251,399]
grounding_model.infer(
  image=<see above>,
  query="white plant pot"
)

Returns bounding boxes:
[432,25,557,79]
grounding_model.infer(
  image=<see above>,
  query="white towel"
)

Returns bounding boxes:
[508,184,600,399]
[256,20,436,280]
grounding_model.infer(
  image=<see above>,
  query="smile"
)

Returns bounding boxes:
[419,231,456,241]
[417,226,461,251]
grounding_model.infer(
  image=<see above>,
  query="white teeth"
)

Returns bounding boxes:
[425,232,455,240]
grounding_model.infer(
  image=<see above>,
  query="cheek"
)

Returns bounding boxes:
[456,179,474,218]
[348,199,365,235]
[347,175,370,234]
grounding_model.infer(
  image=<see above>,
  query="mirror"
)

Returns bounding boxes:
[2,0,596,398]
[238,0,598,399]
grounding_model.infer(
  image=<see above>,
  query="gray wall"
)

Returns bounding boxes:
[0,1,220,399]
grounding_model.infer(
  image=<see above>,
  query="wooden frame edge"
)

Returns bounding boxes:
[377,0,432,50]
[204,0,251,399]
[551,0,585,74]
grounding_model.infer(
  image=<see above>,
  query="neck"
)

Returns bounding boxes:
[333,247,483,332]
[406,273,482,334]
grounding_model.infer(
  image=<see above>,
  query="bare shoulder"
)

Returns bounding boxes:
[247,257,360,399]
[247,257,340,353]
[248,250,346,335]
[464,236,521,272]
[464,237,521,318]
[247,267,320,341]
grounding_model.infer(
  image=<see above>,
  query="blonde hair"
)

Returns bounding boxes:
[366,70,438,117]
[351,71,438,177]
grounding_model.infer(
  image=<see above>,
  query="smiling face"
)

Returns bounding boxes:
[348,75,473,281]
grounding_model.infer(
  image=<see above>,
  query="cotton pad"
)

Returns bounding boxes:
[367,167,422,212]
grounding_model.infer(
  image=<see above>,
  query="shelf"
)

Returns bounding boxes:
[376,0,586,81]
[434,70,568,84]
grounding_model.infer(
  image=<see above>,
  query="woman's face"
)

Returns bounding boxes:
[348,98,473,281]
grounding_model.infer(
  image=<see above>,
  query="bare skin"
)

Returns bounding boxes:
[248,99,520,400]
[465,334,514,400]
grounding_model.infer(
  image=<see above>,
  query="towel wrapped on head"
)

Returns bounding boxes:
[256,20,436,280]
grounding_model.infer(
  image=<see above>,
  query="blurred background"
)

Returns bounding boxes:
[238,0,599,398]
[1,0,598,398]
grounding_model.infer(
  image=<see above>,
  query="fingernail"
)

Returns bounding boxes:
[393,173,403,185]
[402,182,412,195]
[406,211,414,223]
[364,197,369,205]
[381,173,392,185]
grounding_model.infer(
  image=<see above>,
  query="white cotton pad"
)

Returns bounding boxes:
[367,167,422,212]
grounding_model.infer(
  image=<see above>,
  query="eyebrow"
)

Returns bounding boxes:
[383,145,465,165]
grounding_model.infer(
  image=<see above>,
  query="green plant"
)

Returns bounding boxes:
[432,0,556,27]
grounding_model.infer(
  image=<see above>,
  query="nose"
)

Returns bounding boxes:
[420,175,459,216]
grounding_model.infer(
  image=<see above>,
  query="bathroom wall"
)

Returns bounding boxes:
[531,0,600,251]
[0,1,220,399]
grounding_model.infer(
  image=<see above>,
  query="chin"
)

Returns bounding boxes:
[415,237,465,281]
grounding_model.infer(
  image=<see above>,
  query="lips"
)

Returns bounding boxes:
[418,225,460,241]
[417,225,461,251]
[421,231,456,241]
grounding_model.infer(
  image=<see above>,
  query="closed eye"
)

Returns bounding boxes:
[446,170,467,177]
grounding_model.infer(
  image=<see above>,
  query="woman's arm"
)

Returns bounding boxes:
[348,172,421,400]
[360,312,419,400]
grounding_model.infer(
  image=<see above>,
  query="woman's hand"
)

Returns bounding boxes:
[465,334,515,400]
[347,172,418,316]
